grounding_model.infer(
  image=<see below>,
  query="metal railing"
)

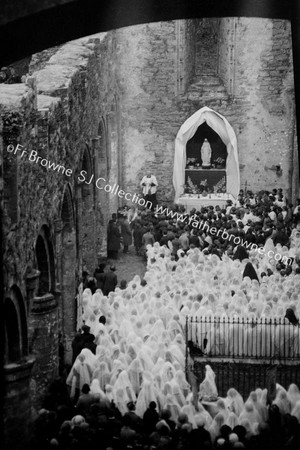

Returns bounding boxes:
[186,316,300,361]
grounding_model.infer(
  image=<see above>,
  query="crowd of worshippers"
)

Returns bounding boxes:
[29,375,300,450]
[106,188,300,269]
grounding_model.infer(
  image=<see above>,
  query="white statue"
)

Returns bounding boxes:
[201,138,212,167]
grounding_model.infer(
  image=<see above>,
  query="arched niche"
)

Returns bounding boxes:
[4,286,28,364]
[186,122,227,165]
[35,225,55,296]
[173,106,240,200]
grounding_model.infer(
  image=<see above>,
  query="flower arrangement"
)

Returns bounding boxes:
[214,157,225,168]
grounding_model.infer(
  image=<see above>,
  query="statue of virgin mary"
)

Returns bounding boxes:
[201,138,212,167]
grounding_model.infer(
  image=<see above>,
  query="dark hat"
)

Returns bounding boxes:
[82,325,90,333]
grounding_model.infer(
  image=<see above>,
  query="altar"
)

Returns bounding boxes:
[178,193,235,213]
[185,168,226,193]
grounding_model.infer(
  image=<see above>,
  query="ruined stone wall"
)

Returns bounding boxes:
[1,36,115,433]
[218,18,233,92]
[116,18,297,203]
[115,21,183,205]
[233,18,295,195]
[195,18,219,77]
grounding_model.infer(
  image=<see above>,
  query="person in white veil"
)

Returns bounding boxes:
[287,383,300,410]
[239,401,261,426]
[174,370,191,399]
[160,362,177,386]
[128,357,144,396]
[112,370,136,405]
[272,388,291,415]
[90,378,107,401]
[208,413,225,444]
[113,388,128,416]
[246,390,268,423]
[66,348,96,399]
[92,361,111,391]
[135,379,163,417]
[291,399,300,422]
[224,388,244,416]
[198,365,218,401]
[163,394,181,422]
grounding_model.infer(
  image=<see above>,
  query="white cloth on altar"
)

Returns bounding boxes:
[173,106,240,201]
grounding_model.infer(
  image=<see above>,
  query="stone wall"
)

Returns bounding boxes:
[115,18,298,203]
[1,34,115,444]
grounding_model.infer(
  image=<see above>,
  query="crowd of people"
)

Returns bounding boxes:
[29,187,300,450]
[106,188,300,269]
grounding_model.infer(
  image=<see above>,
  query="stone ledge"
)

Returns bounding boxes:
[4,357,35,383]
[31,292,58,314]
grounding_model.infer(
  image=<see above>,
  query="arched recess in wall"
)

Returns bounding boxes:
[4,286,28,364]
[35,225,55,295]
[59,183,77,364]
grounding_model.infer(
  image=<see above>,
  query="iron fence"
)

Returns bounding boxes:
[186,316,300,361]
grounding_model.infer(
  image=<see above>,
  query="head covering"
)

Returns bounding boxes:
[242,262,259,282]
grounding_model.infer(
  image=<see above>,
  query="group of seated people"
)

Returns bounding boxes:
[29,187,300,449]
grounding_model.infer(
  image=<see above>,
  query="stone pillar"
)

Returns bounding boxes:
[28,293,59,409]
[3,358,35,449]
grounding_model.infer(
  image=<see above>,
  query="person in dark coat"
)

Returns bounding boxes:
[143,401,159,434]
[133,222,144,255]
[82,333,96,354]
[107,219,121,259]
[189,415,211,448]
[242,262,259,282]
[120,216,132,253]
[81,325,96,347]
[72,331,84,364]
[233,245,249,262]
[94,263,106,292]
[103,265,118,296]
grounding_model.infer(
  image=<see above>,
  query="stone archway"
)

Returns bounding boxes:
[4,286,28,364]
[29,225,59,404]
[3,286,34,449]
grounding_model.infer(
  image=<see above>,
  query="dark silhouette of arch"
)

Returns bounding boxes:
[35,226,55,295]
[4,286,28,363]
[61,184,75,233]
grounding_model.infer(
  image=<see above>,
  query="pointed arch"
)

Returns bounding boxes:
[60,183,75,232]
[173,106,240,201]
[4,286,28,364]
[35,225,55,295]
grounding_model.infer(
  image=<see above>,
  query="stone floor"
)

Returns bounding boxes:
[107,246,147,285]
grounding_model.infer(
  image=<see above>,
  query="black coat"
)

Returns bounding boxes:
[103,271,118,295]
[94,271,106,291]
[107,222,121,251]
